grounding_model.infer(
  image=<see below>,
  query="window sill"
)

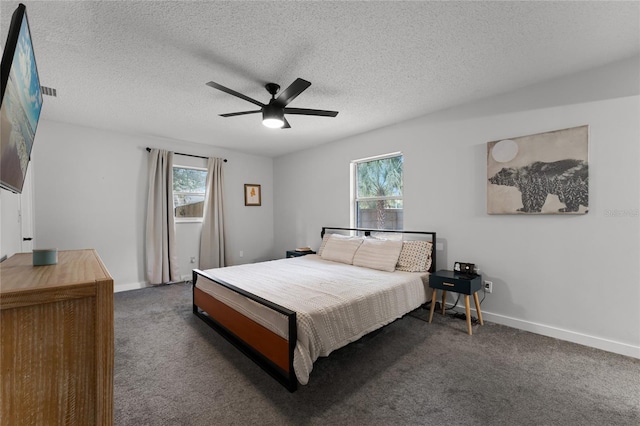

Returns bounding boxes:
[175,218,204,224]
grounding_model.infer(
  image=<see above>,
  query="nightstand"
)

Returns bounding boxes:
[428,270,484,335]
[286,250,316,258]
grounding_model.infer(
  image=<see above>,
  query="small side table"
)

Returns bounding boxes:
[428,270,484,335]
[286,250,316,258]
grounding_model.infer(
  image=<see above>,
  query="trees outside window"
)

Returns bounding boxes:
[173,166,207,220]
[353,154,403,230]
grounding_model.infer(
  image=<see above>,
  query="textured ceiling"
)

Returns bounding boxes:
[1,1,639,157]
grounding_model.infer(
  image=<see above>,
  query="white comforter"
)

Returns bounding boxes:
[196,254,429,384]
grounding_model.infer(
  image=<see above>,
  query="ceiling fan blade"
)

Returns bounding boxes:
[282,117,291,129]
[274,78,311,108]
[206,81,265,108]
[284,108,339,117]
[219,110,262,117]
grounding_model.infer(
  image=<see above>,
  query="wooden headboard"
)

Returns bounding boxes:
[320,227,437,273]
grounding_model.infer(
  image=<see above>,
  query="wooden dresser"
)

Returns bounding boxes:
[0,249,114,425]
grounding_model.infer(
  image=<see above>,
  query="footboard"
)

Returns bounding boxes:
[192,269,298,392]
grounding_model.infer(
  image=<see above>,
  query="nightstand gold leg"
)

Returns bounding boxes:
[473,292,484,325]
[441,291,446,315]
[465,295,472,335]
[428,288,437,323]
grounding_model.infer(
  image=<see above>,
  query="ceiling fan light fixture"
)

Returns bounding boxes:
[262,104,285,128]
[262,117,284,128]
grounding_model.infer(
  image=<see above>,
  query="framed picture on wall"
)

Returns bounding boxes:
[244,184,261,206]
[487,125,589,214]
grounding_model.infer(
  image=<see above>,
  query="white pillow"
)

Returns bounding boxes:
[353,238,403,272]
[320,234,364,264]
[396,240,433,272]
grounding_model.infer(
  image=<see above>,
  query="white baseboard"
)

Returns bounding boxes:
[450,304,640,359]
[114,279,191,293]
[114,281,153,293]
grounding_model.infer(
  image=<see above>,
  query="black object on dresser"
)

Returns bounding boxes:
[286,250,316,258]
[428,270,484,335]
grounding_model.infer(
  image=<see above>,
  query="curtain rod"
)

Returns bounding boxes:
[145,147,227,162]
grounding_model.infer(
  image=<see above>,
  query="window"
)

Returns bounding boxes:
[352,153,403,230]
[173,166,207,220]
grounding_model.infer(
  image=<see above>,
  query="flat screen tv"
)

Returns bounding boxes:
[0,3,42,194]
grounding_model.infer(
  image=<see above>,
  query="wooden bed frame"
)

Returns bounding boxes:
[192,227,437,392]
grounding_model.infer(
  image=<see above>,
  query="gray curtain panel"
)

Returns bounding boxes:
[145,149,179,284]
[199,157,226,269]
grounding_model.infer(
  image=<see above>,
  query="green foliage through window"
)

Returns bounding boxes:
[173,167,207,192]
[173,167,207,219]
[354,155,403,230]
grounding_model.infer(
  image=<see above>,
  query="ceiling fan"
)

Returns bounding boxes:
[206,78,338,129]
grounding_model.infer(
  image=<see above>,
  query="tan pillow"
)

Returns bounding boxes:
[317,233,331,256]
[320,235,364,264]
[396,240,433,272]
[353,238,403,272]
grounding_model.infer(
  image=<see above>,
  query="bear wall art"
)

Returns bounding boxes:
[487,125,589,215]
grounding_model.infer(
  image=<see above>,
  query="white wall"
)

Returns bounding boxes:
[0,189,21,259]
[273,57,640,358]
[31,121,274,291]
[0,166,34,259]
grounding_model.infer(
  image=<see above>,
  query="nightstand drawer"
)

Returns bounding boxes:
[429,270,482,294]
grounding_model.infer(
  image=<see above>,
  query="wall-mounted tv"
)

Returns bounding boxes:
[1,3,42,194]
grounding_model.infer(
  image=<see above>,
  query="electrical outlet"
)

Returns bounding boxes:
[190,257,196,264]
[484,280,493,293]
[239,250,244,258]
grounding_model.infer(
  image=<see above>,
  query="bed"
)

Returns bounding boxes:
[192,227,436,391]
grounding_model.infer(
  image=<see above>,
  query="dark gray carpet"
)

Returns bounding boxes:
[114,283,639,425]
